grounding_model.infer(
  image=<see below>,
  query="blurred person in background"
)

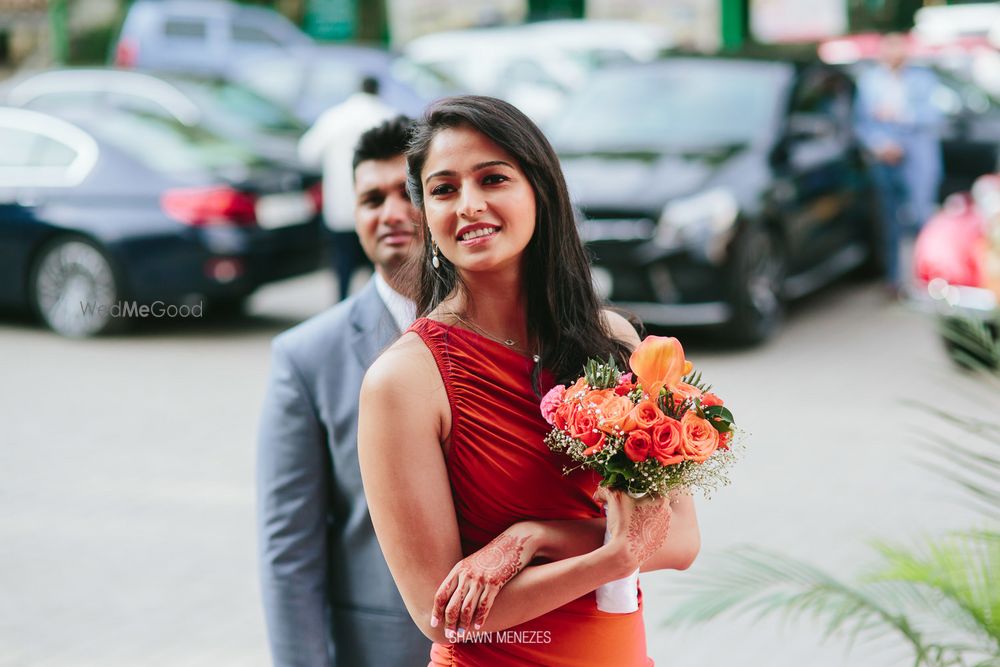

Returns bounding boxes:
[258,118,430,667]
[855,32,943,296]
[299,76,397,301]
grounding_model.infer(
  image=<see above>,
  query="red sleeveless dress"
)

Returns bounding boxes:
[409,318,653,667]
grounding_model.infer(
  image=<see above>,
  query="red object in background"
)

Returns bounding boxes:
[914,193,985,288]
[161,186,258,227]
[307,181,323,214]
[114,38,138,68]
[818,31,992,64]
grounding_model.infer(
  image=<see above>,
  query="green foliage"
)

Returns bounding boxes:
[583,355,620,390]
[703,405,735,433]
[939,317,1000,372]
[683,369,712,393]
[667,316,1000,666]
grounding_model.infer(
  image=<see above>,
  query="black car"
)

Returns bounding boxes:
[912,65,1000,198]
[1,68,308,164]
[0,106,322,337]
[551,57,878,342]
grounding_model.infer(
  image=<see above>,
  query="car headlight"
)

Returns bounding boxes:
[655,187,739,253]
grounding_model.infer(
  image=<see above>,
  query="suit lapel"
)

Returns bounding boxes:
[349,280,402,370]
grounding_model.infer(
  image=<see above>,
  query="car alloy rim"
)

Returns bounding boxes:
[35,241,116,337]
[746,231,782,320]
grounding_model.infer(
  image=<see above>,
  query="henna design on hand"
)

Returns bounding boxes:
[626,502,670,565]
[458,533,529,587]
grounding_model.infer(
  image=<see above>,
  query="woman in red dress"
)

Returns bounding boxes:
[358,96,700,666]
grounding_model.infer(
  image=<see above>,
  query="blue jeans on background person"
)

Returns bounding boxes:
[869,161,910,289]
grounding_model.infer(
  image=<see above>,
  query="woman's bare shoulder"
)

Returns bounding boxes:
[601,309,641,349]
[364,331,441,393]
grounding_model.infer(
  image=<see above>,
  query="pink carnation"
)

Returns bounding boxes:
[618,373,634,386]
[540,384,567,426]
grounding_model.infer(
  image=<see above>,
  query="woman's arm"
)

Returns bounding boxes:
[526,489,699,572]
[358,334,640,644]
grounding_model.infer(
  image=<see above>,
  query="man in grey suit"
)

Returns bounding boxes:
[257,117,430,666]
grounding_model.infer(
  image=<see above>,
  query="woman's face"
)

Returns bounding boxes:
[421,125,536,277]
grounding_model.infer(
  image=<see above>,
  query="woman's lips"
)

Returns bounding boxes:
[458,228,499,247]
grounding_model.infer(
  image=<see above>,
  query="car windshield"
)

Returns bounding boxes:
[174,79,305,134]
[549,60,791,151]
[76,110,262,174]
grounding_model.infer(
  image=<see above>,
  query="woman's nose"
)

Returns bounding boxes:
[457,185,486,219]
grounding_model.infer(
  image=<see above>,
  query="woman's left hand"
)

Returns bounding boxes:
[432,522,539,640]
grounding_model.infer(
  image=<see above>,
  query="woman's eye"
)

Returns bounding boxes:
[483,174,508,185]
[430,184,454,196]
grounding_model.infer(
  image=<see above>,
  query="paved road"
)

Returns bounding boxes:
[0,271,992,666]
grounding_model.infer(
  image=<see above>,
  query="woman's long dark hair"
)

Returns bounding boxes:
[404,95,633,388]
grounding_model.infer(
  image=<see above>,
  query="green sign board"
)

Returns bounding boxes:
[305,0,357,41]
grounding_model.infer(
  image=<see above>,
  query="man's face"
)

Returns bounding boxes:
[354,155,419,276]
[881,34,908,71]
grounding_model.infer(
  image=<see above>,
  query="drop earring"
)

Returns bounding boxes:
[431,241,440,270]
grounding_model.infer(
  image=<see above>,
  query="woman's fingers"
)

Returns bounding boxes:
[431,567,460,628]
[457,581,481,635]
[444,573,470,637]
[473,584,499,629]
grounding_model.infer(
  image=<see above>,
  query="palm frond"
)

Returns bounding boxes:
[870,532,1000,648]
[938,317,1000,371]
[667,546,933,661]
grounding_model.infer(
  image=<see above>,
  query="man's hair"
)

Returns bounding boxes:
[352,116,413,172]
[360,75,379,96]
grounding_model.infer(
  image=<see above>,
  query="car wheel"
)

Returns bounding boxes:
[726,225,786,344]
[30,237,122,337]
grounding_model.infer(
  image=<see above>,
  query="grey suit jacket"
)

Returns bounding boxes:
[257,281,431,667]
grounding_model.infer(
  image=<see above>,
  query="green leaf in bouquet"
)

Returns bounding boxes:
[703,405,735,432]
[584,355,620,389]
[682,369,713,393]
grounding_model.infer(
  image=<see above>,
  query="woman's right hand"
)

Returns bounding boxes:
[594,486,672,575]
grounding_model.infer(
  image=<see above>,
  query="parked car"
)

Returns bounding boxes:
[229,44,436,123]
[0,106,322,337]
[551,57,879,343]
[1,68,308,164]
[913,174,1000,364]
[112,0,312,78]
[404,20,671,124]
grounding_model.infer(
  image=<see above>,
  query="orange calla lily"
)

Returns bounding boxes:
[629,336,687,397]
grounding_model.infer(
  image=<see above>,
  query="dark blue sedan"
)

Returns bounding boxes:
[0,106,322,337]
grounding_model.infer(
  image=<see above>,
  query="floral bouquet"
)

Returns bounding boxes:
[540,335,738,612]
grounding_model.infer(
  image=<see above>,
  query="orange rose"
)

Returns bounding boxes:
[565,377,590,401]
[580,430,606,457]
[553,401,576,431]
[701,392,724,407]
[680,412,720,463]
[672,382,703,405]
[629,336,690,397]
[582,389,614,412]
[624,429,651,462]
[624,399,665,431]
[597,395,634,433]
[650,418,685,466]
[569,409,598,440]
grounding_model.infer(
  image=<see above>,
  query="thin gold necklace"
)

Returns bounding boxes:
[445,310,540,363]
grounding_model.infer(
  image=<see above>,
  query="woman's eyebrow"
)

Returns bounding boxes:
[424,161,515,184]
